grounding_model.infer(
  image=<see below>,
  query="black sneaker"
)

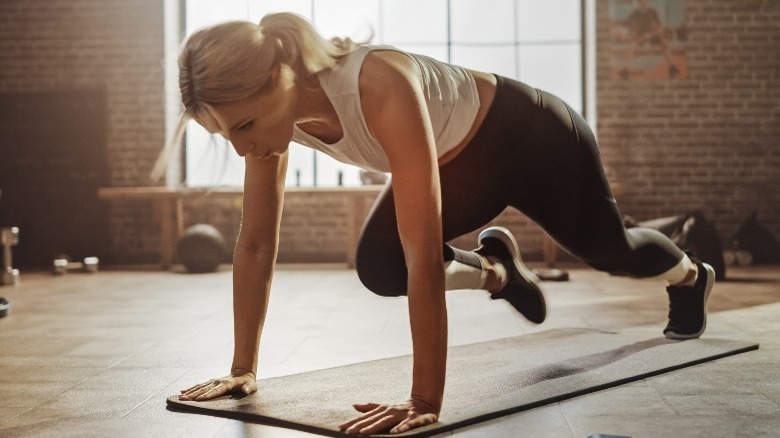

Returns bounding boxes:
[477,227,546,324]
[664,256,715,340]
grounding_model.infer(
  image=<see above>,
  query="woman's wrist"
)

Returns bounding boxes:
[231,367,256,377]
[409,394,441,416]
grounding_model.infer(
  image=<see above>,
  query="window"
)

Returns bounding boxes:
[183,0,582,187]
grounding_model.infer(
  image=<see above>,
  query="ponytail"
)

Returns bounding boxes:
[259,12,361,87]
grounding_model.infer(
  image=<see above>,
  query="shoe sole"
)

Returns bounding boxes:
[478,226,546,322]
[479,227,542,285]
[664,262,715,340]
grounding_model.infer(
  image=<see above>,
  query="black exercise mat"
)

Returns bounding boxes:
[167,328,758,437]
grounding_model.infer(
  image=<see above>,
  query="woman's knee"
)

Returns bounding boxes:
[355,238,408,297]
[577,228,683,277]
[564,233,636,275]
[584,257,631,275]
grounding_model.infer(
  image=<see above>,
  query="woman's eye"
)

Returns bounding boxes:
[237,120,254,131]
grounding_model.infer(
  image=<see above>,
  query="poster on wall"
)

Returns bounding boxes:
[609,0,688,80]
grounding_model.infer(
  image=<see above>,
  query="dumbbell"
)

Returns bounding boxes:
[723,249,753,266]
[0,296,9,318]
[52,256,99,275]
[1,227,20,286]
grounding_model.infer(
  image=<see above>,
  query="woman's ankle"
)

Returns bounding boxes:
[482,258,507,292]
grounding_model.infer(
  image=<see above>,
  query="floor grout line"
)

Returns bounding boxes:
[120,368,192,418]
[553,402,578,438]
[647,378,681,416]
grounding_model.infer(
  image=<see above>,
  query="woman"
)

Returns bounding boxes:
[174,13,714,435]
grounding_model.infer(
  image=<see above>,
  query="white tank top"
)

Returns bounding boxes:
[291,45,480,173]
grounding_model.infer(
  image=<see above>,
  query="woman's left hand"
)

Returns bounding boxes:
[339,400,439,435]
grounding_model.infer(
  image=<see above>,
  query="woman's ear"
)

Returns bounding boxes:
[271,64,290,87]
[274,64,298,90]
[270,64,284,86]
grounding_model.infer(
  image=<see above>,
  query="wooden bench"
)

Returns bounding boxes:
[98,186,382,269]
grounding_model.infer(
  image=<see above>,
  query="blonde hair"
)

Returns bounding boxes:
[152,12,362,181]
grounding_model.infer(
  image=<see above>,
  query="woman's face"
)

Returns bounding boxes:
[212,65,297,159]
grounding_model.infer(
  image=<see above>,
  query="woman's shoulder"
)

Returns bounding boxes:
[359,47,420,89]
[324,45,416,95]
[338,44,409,72]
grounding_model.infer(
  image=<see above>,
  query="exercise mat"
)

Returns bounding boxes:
[167,328,758,437]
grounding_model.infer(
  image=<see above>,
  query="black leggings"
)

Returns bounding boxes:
[356,76,683,296]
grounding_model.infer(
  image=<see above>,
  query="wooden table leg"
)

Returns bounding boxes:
[542,233,558,268]
[174,197,184,247]
[345,193,373,269]
[158,199,174,269]
[346,195,359,269]
[158,197,185,270]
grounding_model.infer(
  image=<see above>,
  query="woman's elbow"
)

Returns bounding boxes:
[234,235,278,261]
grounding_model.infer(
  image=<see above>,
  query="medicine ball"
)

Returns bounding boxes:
[177,224,226,273]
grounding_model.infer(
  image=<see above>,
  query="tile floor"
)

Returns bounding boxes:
[0,263,778,437]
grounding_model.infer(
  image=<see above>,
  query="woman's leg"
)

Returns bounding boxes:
[498,86,686,278]
[358,75,710,336]
[355,75,547,297]
[355,75,549,297]
[498,85,713,338]
[355,75,713,335]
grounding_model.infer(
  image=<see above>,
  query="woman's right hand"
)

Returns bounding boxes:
[179,370,257,401]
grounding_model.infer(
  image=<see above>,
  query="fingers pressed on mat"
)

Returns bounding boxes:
[392,413,436,434]
[359,414,398,435]
[346,413,394,435]
[195,384,222,400]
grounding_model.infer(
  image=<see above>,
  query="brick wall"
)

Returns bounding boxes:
[0,0,168,263]
[595,0,780,246]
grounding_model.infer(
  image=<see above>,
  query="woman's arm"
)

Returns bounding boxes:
[340,50,447,435]
[180,151,287,401]
[231,151,288,375]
